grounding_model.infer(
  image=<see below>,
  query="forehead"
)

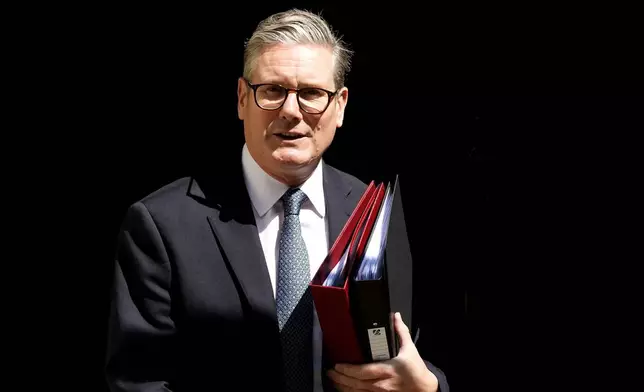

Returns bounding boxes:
[252,43,335,88]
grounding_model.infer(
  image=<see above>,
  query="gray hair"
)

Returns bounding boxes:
[243,8,353,89]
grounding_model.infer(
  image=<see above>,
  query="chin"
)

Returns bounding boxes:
[271,148,316,168]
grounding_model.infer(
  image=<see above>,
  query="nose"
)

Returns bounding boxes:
[279,91,303,122]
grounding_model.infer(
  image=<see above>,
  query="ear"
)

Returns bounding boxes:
[237,77,248,120]
[335,87,349,128]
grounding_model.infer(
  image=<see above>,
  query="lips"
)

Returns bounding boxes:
[275,132,307,140]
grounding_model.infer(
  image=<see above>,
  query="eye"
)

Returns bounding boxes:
[300,88,325,99]
[266,86,283,94]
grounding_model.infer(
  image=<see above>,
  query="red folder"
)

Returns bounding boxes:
[311,175,413,365]
[310,180,377,364]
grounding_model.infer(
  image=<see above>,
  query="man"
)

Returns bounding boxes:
[105,8,449,392]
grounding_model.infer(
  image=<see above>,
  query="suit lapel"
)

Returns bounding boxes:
[323,164,355,248]
[207,212,277,322]
[189,165,278,329]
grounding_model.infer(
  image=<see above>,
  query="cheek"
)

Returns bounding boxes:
[312,121,336,146]
[246,111,275,137]
[313,111,337,138]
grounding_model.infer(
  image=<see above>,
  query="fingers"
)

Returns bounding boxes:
[335,362,393,380]
[327,369,371,391]
[394,312,413,348]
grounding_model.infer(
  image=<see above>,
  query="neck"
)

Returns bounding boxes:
[264,160,319,187]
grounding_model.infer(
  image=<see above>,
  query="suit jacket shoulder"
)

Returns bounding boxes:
[132,176,206,214]
[324,162,368,190]
[137,176,192,207]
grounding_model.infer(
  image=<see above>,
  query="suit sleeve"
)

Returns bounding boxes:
[105,201,177,392]
[423,360,449,392]
[415,327,449,392]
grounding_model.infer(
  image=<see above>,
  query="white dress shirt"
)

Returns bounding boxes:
[241,143,328,392]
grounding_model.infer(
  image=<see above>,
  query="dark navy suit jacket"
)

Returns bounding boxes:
[105,158,449,391]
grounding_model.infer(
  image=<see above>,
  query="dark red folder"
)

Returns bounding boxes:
[310,175,414,365]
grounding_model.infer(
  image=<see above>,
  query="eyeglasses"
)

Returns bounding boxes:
[245,79,339,114]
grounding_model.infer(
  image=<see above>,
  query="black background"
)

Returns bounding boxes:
[18,2,641,391]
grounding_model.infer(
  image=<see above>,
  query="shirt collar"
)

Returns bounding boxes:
[241,143,326,218]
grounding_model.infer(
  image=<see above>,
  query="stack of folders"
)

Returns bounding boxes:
[310,175,414,366]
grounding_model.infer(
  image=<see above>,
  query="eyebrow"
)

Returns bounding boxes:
[257,79,331,90]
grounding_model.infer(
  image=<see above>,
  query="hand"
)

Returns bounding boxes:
[327,312,439,392]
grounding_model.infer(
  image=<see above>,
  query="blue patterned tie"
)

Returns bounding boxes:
[276,187,313,392]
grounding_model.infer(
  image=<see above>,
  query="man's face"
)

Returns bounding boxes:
[237,43,349,184]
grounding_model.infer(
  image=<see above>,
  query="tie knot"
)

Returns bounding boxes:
[281,188,307,216]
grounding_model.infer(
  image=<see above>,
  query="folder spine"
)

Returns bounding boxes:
[349,278,394,362]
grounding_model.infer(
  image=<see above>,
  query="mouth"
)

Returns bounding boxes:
[274,132,307,141]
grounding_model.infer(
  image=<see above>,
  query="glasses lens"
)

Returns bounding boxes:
[256,85,286,110]
[298,88,329,113]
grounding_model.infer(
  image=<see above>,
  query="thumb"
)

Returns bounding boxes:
[394,312,414,348]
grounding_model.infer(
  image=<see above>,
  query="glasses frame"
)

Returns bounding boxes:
[245,79,339,114]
